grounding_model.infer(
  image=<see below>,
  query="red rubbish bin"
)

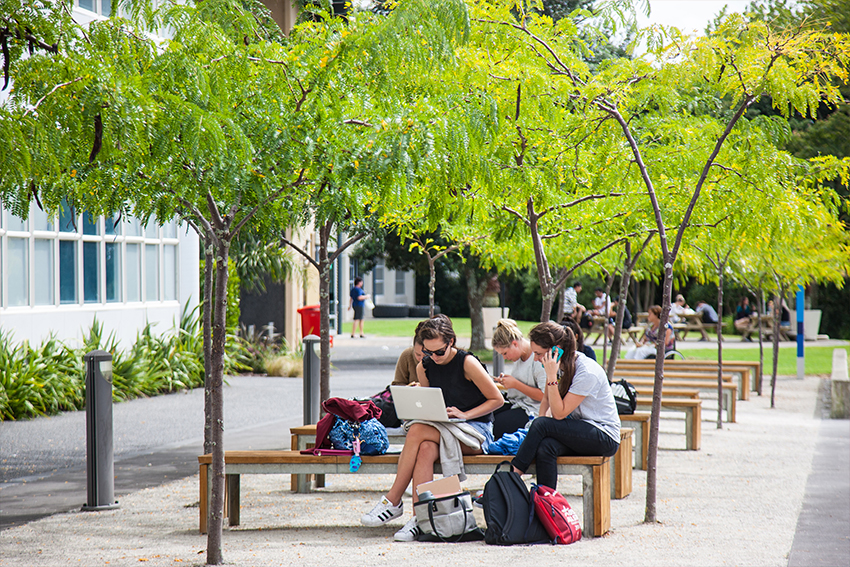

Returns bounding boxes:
[297,305,333,346]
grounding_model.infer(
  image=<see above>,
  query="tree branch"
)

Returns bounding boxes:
[22,77,84,118]
[281,233,320,270]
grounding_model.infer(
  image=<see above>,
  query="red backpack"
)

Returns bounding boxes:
[531,485,582,544]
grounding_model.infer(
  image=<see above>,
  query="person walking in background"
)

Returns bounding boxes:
[490,319,546,441]
[510,322,620,490]
[349,277,370,338]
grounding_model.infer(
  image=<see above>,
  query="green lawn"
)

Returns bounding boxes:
[363,317,846,376]
[680,346,846,376]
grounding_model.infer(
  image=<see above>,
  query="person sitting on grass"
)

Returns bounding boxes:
[360,315,503,541]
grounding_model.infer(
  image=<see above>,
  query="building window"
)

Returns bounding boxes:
[163,244,176,301]
[126,243,141,302]
[83,241,99,303]
[34,239,54,305]
[373,260,384,296]
[145,244,159,301]
[7,237,28,306]
[1,204,179,309]
[395,271,405,295]
[105,242,120,302]
[77,0,112,16]
[59,241,77,304]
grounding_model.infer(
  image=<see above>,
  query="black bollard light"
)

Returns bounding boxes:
[302,335,321,425]
[82,350,119,511]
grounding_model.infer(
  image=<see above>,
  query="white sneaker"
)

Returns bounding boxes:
[393,517,421,542]
[361,496,403,527]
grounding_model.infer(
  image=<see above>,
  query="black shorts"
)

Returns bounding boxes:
[353,304,364,320]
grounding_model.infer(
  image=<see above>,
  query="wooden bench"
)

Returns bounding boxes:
[615,360,754,400]
[634,397,702,451]
[198,451,613,538]
[289,425,633,501]
[626,377,737,423]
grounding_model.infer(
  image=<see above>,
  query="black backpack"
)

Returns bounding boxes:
[610,379,637,415]
[481,462,550,545]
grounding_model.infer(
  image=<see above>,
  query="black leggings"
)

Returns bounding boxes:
[511,416,619,489]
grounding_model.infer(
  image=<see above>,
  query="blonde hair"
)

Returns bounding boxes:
[491,318,523,349]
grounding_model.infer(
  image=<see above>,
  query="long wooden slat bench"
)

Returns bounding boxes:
[616,359,759,398]
[198,451,613,538]
[614,367,746,401]
[288,425,633,501]
[626,378,737,423]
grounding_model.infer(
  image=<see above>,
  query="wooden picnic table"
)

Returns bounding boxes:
[744,314,792,341]
[673,311,712,341]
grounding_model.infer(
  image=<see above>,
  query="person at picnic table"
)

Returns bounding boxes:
[589,287,610,317]
[695,300,719,325]
[563,318,596,361]
[510,321,620,490]
[624,305,675,359]
[669,294,694,323]
[767,299,791,328]
[735,296,754,341]
[392,320,426,386]
[606,298,632,343]
[360,315,503,541]
[561,281,586,323]
[490,319,546,441]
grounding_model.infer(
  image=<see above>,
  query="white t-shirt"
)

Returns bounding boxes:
[567,353,621,443]
[507,354,547,417]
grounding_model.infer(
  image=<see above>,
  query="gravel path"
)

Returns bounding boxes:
[0,374,825,567]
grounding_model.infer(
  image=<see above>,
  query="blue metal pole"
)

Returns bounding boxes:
[796,285,805,380]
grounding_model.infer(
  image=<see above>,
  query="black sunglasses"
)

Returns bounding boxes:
[422,343,450,357]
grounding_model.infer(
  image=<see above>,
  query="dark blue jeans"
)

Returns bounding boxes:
[511,416,619,489]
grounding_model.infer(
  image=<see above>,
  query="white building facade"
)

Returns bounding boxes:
[0,1,199,348]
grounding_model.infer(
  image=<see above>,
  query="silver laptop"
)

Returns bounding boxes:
[390,386,465,423]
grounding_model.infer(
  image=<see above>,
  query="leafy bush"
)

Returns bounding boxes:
[0,307,255,421]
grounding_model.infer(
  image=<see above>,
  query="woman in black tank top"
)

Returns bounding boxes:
[359,315,504,541]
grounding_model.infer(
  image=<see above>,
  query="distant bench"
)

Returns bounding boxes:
[615,360,759,400]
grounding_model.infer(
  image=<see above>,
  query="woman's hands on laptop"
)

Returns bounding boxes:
[446,406,466,420]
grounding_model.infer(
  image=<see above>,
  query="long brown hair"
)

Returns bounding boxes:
[528,321,577,398]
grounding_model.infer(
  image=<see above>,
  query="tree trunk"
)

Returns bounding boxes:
[645,253,674,524]
[465,262,488,352]
[202,241,214,455]
[206,236,230,566]
[757,281,764,396]
[770,286,786,409]
[606,242,640,379]
[716,272,724,430]
[318,221,333,404]
[428,256,437,318]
